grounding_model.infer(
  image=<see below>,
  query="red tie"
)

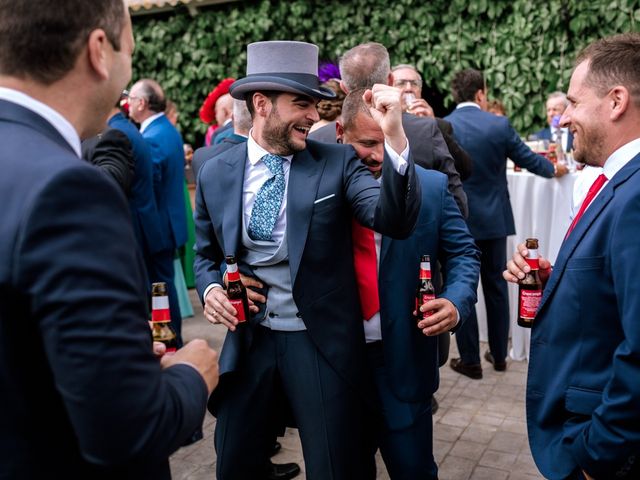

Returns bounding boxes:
[565,173,607,238]
[352,219,380,320]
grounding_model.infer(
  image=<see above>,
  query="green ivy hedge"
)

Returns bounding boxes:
[131,0,640,146]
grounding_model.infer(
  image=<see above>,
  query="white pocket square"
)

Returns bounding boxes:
[314,194,335,204]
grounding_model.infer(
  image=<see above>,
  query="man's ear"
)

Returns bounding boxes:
[608,85,630,121]
[252,92,272,117]
[86,28,110,80]
[336,121,345,143]
[339,80,349,95]
[387,72,395,87]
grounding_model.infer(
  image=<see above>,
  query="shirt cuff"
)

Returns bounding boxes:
[203,283,223,303]
[384,138,409,176]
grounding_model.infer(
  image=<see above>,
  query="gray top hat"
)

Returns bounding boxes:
[229,41,336,100]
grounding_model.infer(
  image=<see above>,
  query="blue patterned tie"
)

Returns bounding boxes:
[248,154,285,241]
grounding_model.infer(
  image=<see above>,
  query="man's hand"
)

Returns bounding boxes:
[503,242,552,287]
[204,286,240,331]
[416,298,459,336]
[555,163,569,177]
[406,98,434,118]
[582,470,594,480]
[363,84,407,154]
[160,339,219,394]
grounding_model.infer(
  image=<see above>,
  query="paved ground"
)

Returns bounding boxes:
[170,290,543,480]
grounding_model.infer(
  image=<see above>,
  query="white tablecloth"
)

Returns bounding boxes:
[475,170,579,361]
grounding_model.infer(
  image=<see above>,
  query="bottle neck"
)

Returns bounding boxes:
[227,262,240,282]
[151,295,171,322]
[525,248,540,270]
[419,261,432,279]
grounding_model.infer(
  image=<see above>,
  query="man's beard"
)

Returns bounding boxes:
[262,107,305,156]
[574,124,606,167]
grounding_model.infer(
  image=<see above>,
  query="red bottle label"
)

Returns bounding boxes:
[419,293,436,318]
[164,347,177,355]
[229,298,247,322]
[519,289,542,319]
[151,295,171,322]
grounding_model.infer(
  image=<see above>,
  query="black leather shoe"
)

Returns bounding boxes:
[450,357,483,379]
[484,350,507,371]
[267,461,300,480]
[431,396,439,414]
[270,441,282,457]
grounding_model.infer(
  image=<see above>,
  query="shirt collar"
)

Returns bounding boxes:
[247,128,293,166]
[0,87,81,157]
[456,101,481,110]
[602,137,640,180]
[140,112,164,133]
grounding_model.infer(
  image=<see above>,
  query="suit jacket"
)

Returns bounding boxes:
[108,112,167,256]
[526,153,640,479]
[379,167,479,416]
[435,117,473,181]
[81,128,135,194]
[192,133,247,179]
[532,126,574,152]
[445,106,554,240]
[0,100,207,479]
[309,116,469,217]
[142,114,188,249]
[194,139,420,401]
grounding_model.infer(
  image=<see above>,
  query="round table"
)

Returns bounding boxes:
[475,170,579,361]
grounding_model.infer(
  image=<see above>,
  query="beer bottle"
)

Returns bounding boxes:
[518,238,543,328]
[225,255,249,323]
[151,282,178,353]
[416,254,436,322]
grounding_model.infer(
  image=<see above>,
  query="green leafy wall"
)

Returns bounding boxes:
[131,0,640,146]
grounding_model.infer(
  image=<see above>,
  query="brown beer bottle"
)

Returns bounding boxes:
[225,255,249,323]
[518,238,543,328]
[416,255,436,322]
[151,282,178,353]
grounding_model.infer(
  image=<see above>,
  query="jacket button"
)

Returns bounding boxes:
[268,312,276,318]
[296,312,302,318]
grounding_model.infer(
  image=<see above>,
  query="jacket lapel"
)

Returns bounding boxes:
[538,155,640,314]
[287,148,324,284]
[220,144,247,256]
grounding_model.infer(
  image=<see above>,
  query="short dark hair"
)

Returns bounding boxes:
[244,91,282,118]
[340,88,371,132]
[0,0,125,85]
[451,69,485,104]
[577,32,640,107]
[137,79,166,114]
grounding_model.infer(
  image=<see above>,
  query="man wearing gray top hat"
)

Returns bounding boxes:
[194,40,421,479]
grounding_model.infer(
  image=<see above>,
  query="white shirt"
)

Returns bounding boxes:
[456,102,481,110]
[0,87,81,157]
[140,112,164,133]
[571,138,640,219]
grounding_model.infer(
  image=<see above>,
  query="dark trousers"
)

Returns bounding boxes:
[214,327,368,480]
[455,237,509,364]
[148,248,182,346]
[365,342,438,480]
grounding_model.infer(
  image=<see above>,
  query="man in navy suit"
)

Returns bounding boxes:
[531,91,574,153]
[504,33,640,480]
[337,88,480,479]
[445,69,568,378]
[194,40,420,479]
[0,1,219,478]
[129,79,188,343]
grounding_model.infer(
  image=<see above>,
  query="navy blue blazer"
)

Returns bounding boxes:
[194,139,420,402]
[527,153,640,479]
[142,114,188,249]
[378,167,479,415]
[108,112,167,254]
[532,126,574,152]
[445,106,554,240]
[0,100,207,478]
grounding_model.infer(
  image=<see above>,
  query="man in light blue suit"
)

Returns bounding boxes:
[504,33,640,480]
[444,69,567,378]
[337,88,480,479]
[129,79,187,343]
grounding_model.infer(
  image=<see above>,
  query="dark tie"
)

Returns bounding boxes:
[248,154,285,241]
[352,218,380,320]
[565,173,607,239]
